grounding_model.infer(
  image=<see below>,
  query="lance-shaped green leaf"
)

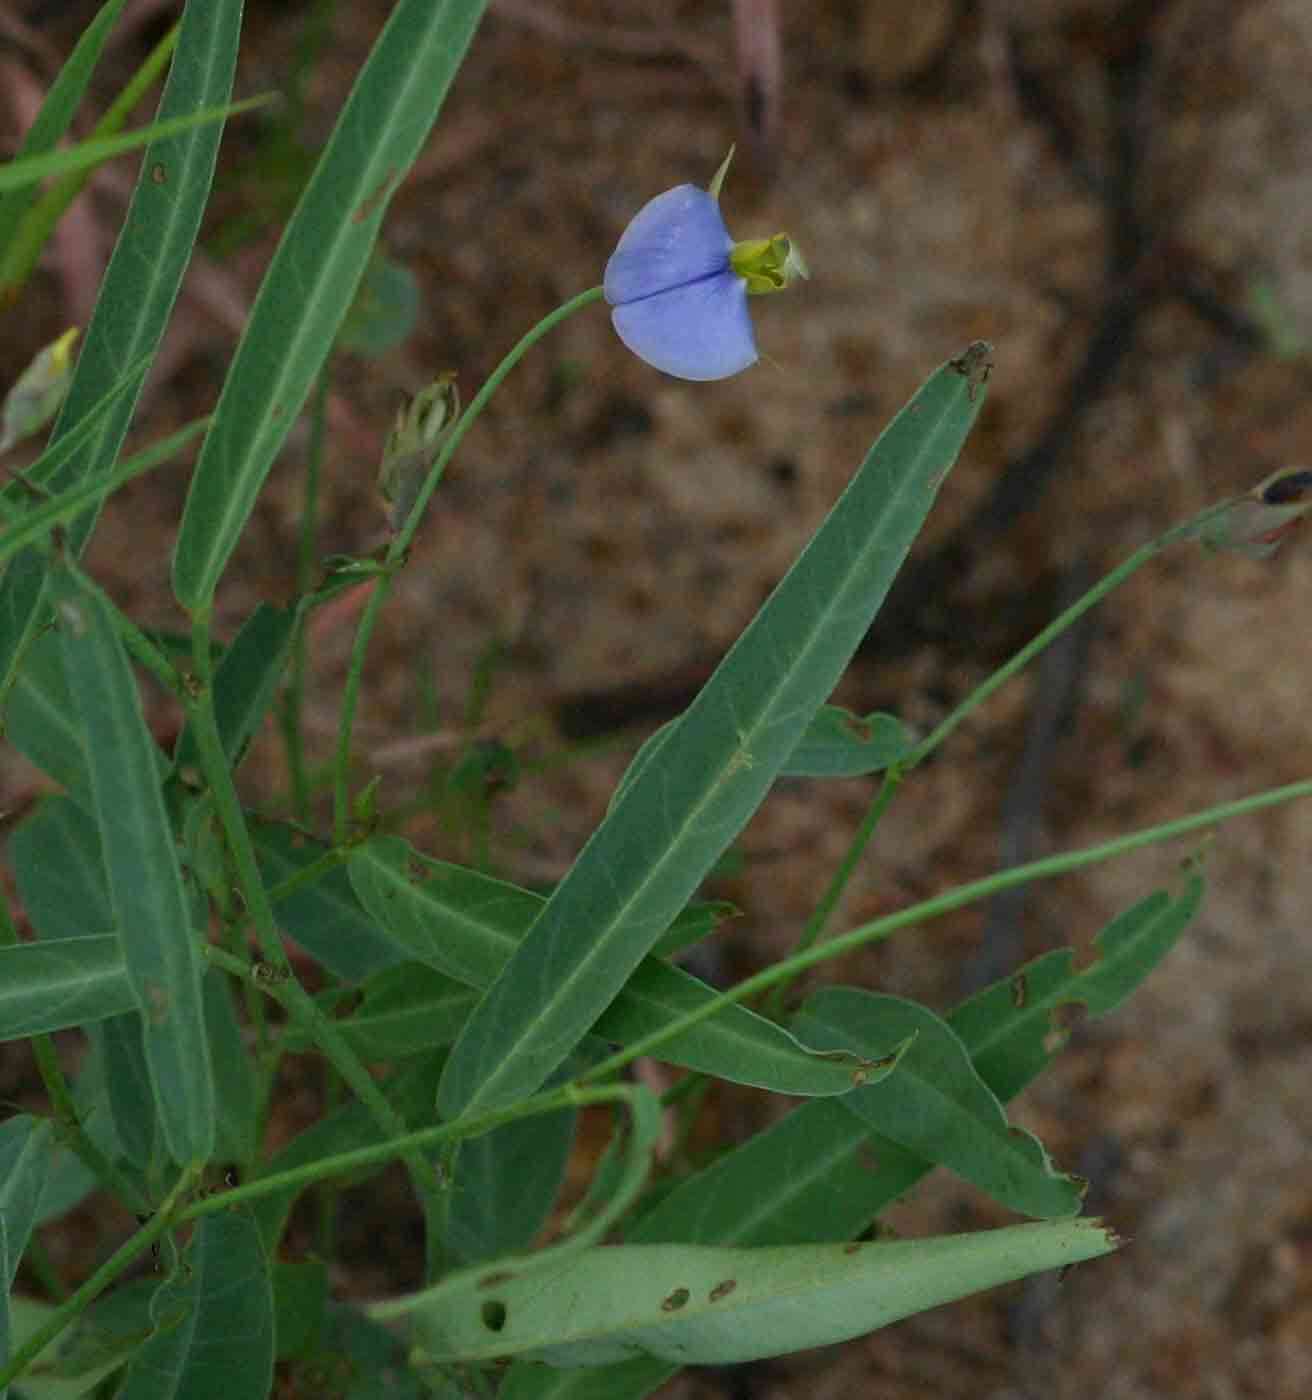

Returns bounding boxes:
[99,1013,162,1170]
[53,567,214,1163]
[10,798,110,936]
[951,867,1206,1099]
[171,0,490,609]
[115,1211,273,1400]
[392,1220,1116,1368]
[204,972,259,1165]
[0,0,241,696]
[794,989,1083,1218]
[499,873,1203,1400]
[0,1117,54,1286]
[350,836,875,1097]
[439,347,990,1118]
[782,705,915,779]
[3,630,94,807]
[0,936,133,1040]
[446,1106,577,1265]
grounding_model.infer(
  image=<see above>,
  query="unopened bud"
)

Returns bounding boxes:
[1,327,79,453]
[1198,467,1312,559]
[377,373,459,531]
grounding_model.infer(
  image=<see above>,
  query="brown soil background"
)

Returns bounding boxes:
[4,1,1312,1396]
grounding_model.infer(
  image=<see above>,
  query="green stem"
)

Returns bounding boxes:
[267,837,347,903]
[766,504,1233,1013]
[762,767,901,1017]
[332,285,606,844]
[282,365,331,822]
[0,1162,200,1392]
[186,618,442,1206]
[578,775,1312,1085]
[906,511,1223,767]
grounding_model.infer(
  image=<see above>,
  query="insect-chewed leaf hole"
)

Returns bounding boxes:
[481,1300,508,1332]
[661,1287,690,1312]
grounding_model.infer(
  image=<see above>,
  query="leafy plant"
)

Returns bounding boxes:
[2,3,1309,1398]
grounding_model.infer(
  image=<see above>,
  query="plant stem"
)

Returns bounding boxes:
[332,285,606,844]
[578,775,1312,1085]
[767,505,1234,1012]
[187,617,442,1206]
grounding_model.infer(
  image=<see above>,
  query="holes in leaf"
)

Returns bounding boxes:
[661,1287,690,1312]
[481,1300,508,1332]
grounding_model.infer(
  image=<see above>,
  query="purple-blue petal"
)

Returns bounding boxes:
[604,185,733,307]
[610,273,757,381]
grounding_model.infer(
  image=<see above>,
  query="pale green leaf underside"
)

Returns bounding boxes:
[392,1221,1115,1367]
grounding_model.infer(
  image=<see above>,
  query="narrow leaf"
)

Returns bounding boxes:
[99,1013,161,1169]
[795,989,1083,1218]
[204,970,259,1165]
[9,798,109,939]
[446,1107,577,1265]
[0,1116,55,1286]
[3,631,94,807]
[395,1220,1116,1367]
[440,347,990,1117]
[502,873,1204,1400]
[115,1211,274,1400]
[0,0,241,684]
[950,868,1207,1099]
[53,567,214,1163]
[0,935,133,1040]
[172,0,490,609]
[782,705,915,779]
[351,836,874,1097]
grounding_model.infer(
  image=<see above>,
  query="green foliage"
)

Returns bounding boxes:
[0,3,1304,1397]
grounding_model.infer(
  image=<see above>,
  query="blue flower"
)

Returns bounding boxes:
[604,167,804,382]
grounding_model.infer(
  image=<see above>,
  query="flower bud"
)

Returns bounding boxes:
[1,327,79,454]
[377,373,459,531]
[1198,467,1312,559]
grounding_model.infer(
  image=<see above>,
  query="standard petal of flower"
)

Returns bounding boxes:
[610,273,757,381]
[604,185,734,306]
